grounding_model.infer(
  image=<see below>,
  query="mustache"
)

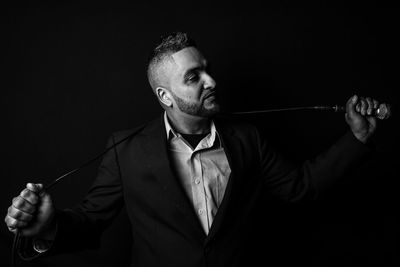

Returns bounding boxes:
[204,90,217,99]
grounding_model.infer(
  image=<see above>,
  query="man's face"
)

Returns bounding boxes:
[163,47,219,117]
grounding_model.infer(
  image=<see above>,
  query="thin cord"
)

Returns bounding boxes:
[45,130,140,191]
[11,230,19,267]
[231,105,345,115]
[231,106,316,114]
[10,106,346,266]
[9,103,388,266]
[11,129,142,267]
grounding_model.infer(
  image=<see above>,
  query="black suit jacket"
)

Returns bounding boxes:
[21,114,372,266]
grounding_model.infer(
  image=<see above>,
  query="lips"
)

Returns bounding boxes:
[204,92,216,99]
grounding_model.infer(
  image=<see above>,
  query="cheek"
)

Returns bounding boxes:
[177,86,203,100]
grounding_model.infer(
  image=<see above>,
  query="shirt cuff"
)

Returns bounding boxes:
[33,238,53,253]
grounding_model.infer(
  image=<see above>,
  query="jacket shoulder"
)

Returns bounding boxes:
[214,114,260,137]
[111,115,162,142]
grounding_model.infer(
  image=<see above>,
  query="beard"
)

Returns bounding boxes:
[170,91,220,117]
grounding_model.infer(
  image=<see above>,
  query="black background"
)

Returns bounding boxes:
[1,3,398,267]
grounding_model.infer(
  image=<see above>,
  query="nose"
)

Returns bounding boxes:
[202,72,216,90]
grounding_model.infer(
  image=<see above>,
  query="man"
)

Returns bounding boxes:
[5,32,382,266]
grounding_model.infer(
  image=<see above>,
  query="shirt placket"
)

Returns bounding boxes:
[191,149,211,234]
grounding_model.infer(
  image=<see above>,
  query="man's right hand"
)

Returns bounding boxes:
[5,183,55,238]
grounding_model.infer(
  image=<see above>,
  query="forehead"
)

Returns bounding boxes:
[169,47,206,72]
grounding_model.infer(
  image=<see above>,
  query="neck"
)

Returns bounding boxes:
[166,111,211,134]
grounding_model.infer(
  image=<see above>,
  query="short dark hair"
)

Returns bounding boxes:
[147,32,196,90]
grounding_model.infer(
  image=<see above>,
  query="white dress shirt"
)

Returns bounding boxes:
[164,113,231,235]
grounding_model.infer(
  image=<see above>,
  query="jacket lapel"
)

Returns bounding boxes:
[139,115,245,243]
[205,120,245,243]
[140,115,206,240]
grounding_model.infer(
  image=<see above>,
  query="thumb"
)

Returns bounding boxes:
[39,191,53,205]
[26,183,43,194]
[27,183,50,200]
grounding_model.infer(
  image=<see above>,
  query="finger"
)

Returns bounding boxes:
[7,206,34,222]
[12,196,37,214]
[4,215,28,229]
[359,97,367,116]
[356,103,361,113]
[20,187,40,205]
[366,97,373,115]
[373,99,379,110]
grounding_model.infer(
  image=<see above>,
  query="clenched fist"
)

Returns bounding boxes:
[345,95,382,144]
[5,183,55,237]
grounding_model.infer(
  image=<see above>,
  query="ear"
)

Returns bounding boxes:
[156,87,172,107]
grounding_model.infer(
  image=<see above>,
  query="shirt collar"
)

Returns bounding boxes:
[163,112,220,148]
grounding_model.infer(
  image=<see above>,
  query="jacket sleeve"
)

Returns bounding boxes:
[256,129,374,202]
[18,134,125,259]
[53,134,124,252]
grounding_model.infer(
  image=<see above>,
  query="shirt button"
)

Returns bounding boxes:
[194,178,201,184]
[198,209,204,215]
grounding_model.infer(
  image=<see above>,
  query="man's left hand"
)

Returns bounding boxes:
[345,95,379,144]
